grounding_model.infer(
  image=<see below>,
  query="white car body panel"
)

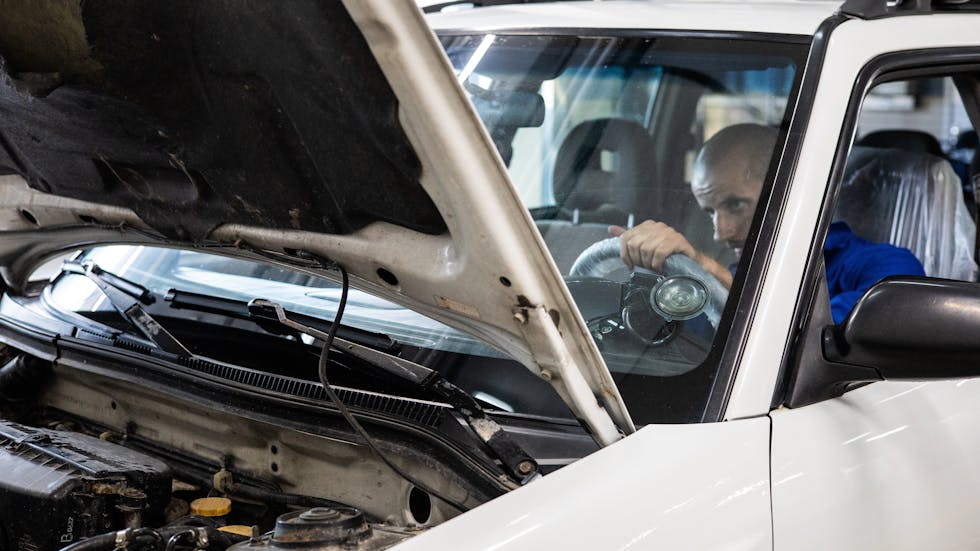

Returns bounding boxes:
[725,13,980,420]
[771,379,980,549]
[427,0,840,36]
[394,417,772,550]
[758,14,980,550]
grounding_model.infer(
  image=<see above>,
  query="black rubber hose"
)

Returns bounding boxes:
[57,533,118,551]
[156,525,243,549]
[314,265,469,513]
[0,355,50,401]
[58,528,163,551]
[58,525,244,551]
[163,515,222,529]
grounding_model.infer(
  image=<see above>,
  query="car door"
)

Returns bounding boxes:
[763,13,980,551]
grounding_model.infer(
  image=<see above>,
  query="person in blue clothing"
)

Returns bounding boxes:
[611,123,924,323]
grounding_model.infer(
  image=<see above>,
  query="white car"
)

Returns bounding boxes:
[0,1,978,550]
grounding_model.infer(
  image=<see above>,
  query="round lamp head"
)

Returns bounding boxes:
[651,276,708,321]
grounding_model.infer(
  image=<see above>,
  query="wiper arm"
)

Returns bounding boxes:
[165,289,397,352]
[60,261,192,357]
[247,298,540,484]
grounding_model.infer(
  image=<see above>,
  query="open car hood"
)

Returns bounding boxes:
[0,1,633,444]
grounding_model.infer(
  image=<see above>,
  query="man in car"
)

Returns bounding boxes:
[610,123,925,323]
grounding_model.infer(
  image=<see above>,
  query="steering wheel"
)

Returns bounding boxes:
[569,237,728,329]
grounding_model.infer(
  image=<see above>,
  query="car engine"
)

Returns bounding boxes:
[0,420,171,550]
[0,417,413,551]
[0,350,446,551]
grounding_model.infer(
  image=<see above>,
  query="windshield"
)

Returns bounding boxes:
[48,246,576,420]
[45,33,804,426]
[439,33,804,422]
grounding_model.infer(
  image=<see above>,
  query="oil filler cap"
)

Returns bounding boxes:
[191,497,232,517]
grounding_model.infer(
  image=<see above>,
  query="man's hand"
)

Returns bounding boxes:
[610,220,733,288]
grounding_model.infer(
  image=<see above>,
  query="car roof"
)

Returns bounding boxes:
[426,0,844,37]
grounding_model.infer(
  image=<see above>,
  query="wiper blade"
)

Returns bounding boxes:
[165,289,397,352]
[60,261,192,357]
[247,298,540,484]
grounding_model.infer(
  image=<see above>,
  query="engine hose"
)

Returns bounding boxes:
[165,529,196,551]
[57,528,162,551]
[156,525,244,550]
[163,515,222,529]
[0,354,50,402]
[58,526,242,551]
[57,533,116,551]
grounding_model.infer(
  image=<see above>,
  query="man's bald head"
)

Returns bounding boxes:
[690,123,779,257]
[693,123,778,189]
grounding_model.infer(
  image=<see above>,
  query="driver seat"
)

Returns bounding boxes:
[537,118,655,274]
[835,146,977,281]
[551,118,656,225]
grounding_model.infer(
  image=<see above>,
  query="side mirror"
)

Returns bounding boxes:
[824,277,980,379]
[823,277,980,380]
[785,274,980,408]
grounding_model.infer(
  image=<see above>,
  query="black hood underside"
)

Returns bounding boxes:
[0,0,446,240]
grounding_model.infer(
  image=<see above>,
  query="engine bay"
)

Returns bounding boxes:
[0,410,415,551]
[0,348,500,551]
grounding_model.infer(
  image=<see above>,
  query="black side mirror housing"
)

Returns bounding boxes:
[785,275,980,408]
[824,277,980,379]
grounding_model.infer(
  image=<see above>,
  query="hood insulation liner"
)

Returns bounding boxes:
[0,0,446,240]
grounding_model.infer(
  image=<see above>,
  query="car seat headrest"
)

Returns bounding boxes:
[552,118,655,225]
[856,129,943,157]
[837,146,976,281]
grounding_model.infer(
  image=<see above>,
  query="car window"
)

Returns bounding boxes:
[47,245,579,420]
[824,74,980,323]
[441,33,805,422]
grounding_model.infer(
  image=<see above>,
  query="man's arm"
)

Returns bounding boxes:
[610,220,733,288]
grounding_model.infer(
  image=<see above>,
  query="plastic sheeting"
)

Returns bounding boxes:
[836,146,977,282]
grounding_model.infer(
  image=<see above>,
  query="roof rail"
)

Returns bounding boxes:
[421,0,581,14]
[841,0,980,19]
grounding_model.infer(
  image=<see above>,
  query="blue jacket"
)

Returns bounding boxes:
[824,221,925,323]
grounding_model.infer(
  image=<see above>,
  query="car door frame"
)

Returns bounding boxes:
[723,13,980,421]
[760,14,980,551]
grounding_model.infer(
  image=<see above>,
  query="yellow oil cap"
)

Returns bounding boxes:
[219,525,253,537]
[190,497,232,517]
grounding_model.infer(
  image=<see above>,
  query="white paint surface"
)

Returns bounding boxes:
[394,418,772,550]
[428,0,841,36]
[725,14,980,420]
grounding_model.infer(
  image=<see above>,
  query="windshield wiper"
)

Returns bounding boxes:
[164,289,397,352]
[247,298,540,483]
[60,261,192,357]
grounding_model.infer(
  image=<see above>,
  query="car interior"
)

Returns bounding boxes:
[533,72,980,336]
[838,74,980,283]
